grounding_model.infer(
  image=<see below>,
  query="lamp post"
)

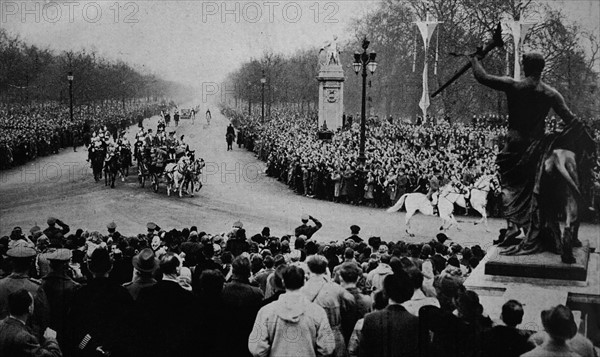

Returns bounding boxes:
[261,71,266,123]
[248,81,252,115]
[67,72,74,121]
[352,38,378,166]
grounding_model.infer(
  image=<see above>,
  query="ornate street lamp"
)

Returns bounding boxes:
[352,38,377,166]
[67,72,74,121]
[261,71,266,123]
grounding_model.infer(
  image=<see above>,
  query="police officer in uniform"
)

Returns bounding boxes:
[106,222,121,244]
[346,225,363,243]
[0,245,50,339]
[146,222,158,240]
[40,249,80,349]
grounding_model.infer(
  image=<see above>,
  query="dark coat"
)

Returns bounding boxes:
[218,278,264,357]
[40,271,80,345]
[197,294,227,357]
[109,256,133,286]
[191,257,222,295]
[66,277,134,357]
[227,125,235,137]
[43,222,69,242]
[0,317,61,357]
[0,273,50,340]
[136,279,198,357]
[122,275,157,301]
[419,305,492,357]
[294,217,322,239]
[359,304,419,357]
[346,234,363,243]
[482,325,535,357]
[225,239,250,257]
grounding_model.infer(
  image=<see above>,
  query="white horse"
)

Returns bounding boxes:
[165,156,189,197]
[387,184,462,236]
[454,175,500,232]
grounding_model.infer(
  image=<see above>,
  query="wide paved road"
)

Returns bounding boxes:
[1,110,598,250]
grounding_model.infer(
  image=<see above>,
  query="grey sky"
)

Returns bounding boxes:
[2,0,598,90]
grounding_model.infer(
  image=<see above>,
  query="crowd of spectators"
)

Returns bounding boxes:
[0,101,166,169]
[230,107,505,212]
[227,106,600,216]
[1,216,597,356]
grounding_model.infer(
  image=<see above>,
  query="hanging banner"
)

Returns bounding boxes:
[508,20,535,80]
[416,21,438,120]
[412,30,417,72]
[434,29,439,75]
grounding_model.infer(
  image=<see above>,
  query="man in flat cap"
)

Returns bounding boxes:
[294,214,322,240]
[346,225,363,243]
[40,249,80,349]
[0,246,50,340]
[43,217,69,243]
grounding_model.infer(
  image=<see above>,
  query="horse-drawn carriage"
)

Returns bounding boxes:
[135,144,205,196]
[180,109,192,120]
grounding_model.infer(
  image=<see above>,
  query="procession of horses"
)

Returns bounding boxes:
[87,111,206,197]
[84,105,509,235]
[387,174,500,235]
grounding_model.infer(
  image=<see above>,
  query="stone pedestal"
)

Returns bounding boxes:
[485,241,591,281]
[465,240,600,344]
[317,65,344,131]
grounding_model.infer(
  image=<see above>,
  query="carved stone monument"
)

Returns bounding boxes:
[317,36,344,132]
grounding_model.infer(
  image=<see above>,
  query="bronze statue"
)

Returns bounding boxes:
[466,50,595,263]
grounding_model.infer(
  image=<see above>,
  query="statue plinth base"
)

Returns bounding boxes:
[317,65,344,132]
[484,241,591,281]
[465,240,600,344]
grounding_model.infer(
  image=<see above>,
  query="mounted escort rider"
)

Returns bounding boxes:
[105,142,117,163]
[426,170,441,216]
[88,131,106,163]
[134,128,145,159]
[117,133,133,167]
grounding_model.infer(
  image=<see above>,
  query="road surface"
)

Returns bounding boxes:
[1,110,598,251]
